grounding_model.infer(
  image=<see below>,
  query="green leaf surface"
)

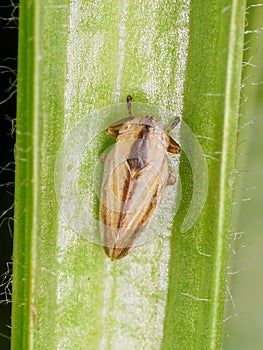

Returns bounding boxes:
[12,0,246,349]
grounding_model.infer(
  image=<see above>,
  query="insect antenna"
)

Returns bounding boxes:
[166,116,180,133]
[126,95,134,118]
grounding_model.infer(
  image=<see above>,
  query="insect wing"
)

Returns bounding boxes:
[100,134,169,259]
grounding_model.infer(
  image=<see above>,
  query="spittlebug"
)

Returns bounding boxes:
[100,96,180,260]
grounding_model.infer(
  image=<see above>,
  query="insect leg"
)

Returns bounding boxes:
[167,172,176,185]
[107,117,133,137]
[106,95,134,137]
[100,153,108,162]
[167,136,180,154]
[107,126,119,137]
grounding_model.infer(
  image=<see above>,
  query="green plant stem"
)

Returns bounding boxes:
[12,0,246,349]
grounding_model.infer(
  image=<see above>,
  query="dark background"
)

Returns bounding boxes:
[0,1,18,349]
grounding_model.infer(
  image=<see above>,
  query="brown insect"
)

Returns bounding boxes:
[100,96,180,260]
